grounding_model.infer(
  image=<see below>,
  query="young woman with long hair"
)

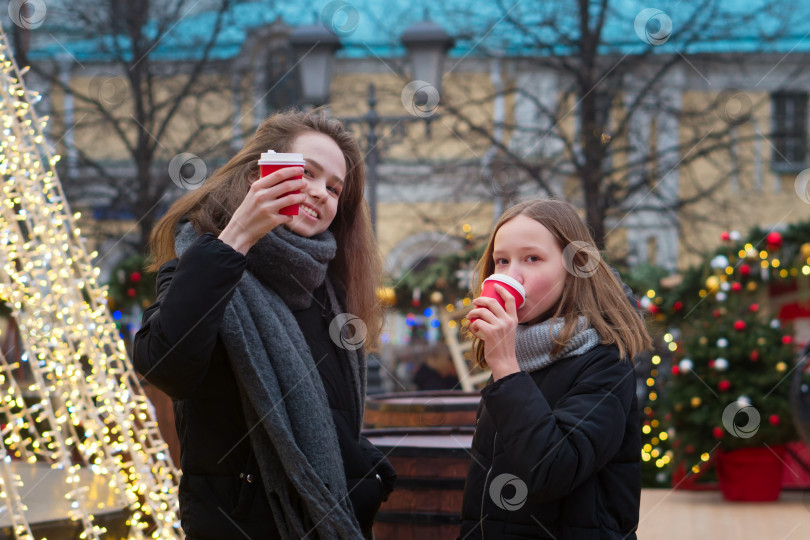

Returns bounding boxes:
[134,109,395,539]
[459,198,651,539]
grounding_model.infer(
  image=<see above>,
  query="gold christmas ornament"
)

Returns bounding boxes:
[429,291,443,304]
[691,397,702,408]
[376,286,397,306]
[801,243,810,259]
[776,362,787,372]
[705,275,721,293]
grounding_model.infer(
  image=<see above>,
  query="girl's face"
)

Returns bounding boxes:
[492,214,569,324]
[285,131,346,237]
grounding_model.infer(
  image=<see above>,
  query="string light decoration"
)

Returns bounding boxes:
[0,435,34,539]
[0,27,181,538]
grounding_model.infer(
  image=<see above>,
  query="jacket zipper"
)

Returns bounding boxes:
[480,431,497,538]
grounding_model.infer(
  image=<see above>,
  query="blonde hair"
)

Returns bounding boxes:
[148,109,384,346]
[472,199,651,367]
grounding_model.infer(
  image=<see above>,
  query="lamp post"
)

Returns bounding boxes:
[291,18,454,235]
[289,22,342,107]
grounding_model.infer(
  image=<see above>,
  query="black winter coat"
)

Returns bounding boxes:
[459,344,641,540]
[132,233,393,539]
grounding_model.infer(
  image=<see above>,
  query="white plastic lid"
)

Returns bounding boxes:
[484,273,526,306]
[258,150,305,164]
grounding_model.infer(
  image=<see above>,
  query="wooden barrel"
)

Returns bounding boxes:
[364,390,480,429]
[365,426,474,540]
[142,382,181,465]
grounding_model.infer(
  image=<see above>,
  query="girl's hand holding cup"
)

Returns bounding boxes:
[219,161,307,255]
[467,274,525,381]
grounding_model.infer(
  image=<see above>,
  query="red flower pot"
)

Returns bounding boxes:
[715,446,785,501]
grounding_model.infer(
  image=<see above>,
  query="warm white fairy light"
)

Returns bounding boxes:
[0,27,181,539]
[0,438,35,540]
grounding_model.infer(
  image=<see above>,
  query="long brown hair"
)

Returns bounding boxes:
[472,199,651,367]
[148,108,384,346]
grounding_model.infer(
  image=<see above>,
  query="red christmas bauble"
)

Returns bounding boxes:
[718,379,731,391]
[648,304,659,314]
[673,301,684,311]
[750,350,760,362]
[130,271,142,283]
[713,309,722,319]
[671,366,681,375]
[733,320,746,331]
[731,282,742,292]
[749,303,759,312]
[720,231,730,241]
[769,414,780,426]
[766,231,782,249]
[713,427,725,439]
[127,288,137,297]
[708,359,715,369]
[685,444,695,454]
[739,264,751,276]
[782,335,794,345]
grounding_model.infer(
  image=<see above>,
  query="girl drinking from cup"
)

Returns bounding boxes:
[459,199,651,539]
[133,109,395,539]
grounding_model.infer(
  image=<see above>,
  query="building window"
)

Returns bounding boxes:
[771,92,808,172]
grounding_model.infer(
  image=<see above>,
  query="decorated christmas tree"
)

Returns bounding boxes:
[665,289,796,470]
[649,227,806,482]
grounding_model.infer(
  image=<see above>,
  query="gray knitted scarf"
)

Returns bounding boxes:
[175,222,365,539]
[514,316,601,373]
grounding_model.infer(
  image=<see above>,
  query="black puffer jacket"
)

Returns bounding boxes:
[459,344,641,540]
[133,233,394,539]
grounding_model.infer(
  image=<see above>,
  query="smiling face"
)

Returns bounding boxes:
[284,131,347,237]
[492,214,570,324]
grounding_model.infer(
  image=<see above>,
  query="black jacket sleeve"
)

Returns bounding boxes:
[359,435,397,500]
[481,349,636,503]
[132,233,246,399]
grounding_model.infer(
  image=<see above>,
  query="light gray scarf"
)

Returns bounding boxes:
[514,316,601,373]
[175,222,365,539]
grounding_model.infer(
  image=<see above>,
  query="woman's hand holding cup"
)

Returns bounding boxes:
[218,166,307,255]
[467,274,525,381]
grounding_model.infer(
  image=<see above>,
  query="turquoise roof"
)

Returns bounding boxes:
[24,0,810,63]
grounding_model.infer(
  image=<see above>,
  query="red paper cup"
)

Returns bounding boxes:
[258,150,306,216]
[480,274,526,309]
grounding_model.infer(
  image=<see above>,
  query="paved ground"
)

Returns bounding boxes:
[638,489,810,539]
